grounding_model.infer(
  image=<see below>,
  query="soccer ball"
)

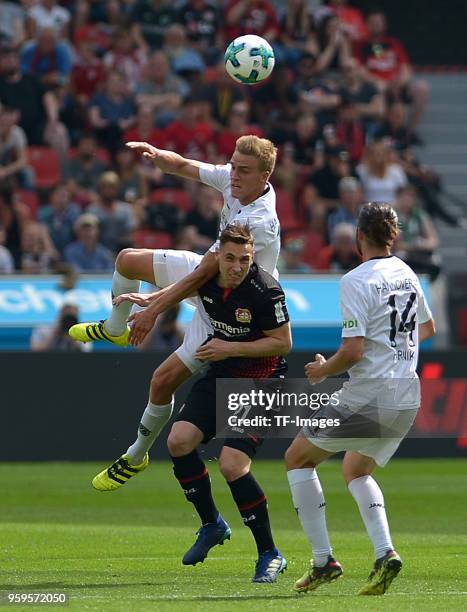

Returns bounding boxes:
[224,35,275,85]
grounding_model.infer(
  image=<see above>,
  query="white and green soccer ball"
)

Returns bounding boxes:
[224,35,275,85]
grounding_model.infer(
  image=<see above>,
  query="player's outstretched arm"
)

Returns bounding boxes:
[126,141,204,181]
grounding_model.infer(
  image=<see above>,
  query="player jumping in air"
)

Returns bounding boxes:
[69,135,281,490]
[285,202,435,595]
[166,224,291,582]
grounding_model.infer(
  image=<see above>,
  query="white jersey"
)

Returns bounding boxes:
[338,255,433,409]
[199,163,280,277]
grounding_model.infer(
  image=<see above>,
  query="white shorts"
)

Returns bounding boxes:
[303,403,418,467]
[153,250,213,373]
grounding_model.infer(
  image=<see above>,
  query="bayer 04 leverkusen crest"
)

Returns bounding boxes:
[235,308,252,324]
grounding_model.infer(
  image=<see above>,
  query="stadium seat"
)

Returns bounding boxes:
[15,190,39,219]
[282,228,325,267]
[27,146,61,190]
[275,189,300,231]
[150,189,193,213]
[133,229,173,249]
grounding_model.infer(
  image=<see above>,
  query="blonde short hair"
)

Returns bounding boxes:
[235,135,277,175]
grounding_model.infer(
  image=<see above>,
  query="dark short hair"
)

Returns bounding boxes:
[358,202,399,248]
[219,223,254,248]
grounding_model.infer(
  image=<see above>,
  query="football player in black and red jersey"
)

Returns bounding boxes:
[167,223,291,583]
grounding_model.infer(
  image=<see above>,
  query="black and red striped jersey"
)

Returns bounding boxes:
[198,263,289,378]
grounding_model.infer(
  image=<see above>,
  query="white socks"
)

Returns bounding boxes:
[287,468,332,566]
[348,475,393,559]
[126,400,174,465]
[105,270,140,336]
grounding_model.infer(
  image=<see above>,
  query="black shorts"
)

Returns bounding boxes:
[174,375,264,459]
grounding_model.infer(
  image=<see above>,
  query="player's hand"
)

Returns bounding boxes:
[305,353,327,385]
[126,141,159,161]
[113,293,154,308]
[127,308,158,346]
[195,338,233,362]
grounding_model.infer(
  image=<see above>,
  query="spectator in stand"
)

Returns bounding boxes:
[0,223,14,273]
[131,0,178,52]
[0,104,29,190]
[289,113,319,167]
[71,38,105,107]
[135,50,189,127]
[27,0,71,39]
[38,182,81,254]
[316,221,360,272]
[0,45,68,152]
[103,28,148,94]
[339,57,385,135]
[216,100,263,162]
[313,13,352,78]
[224,0,280,45]
[123,103,168,189]
[250,63,298,140]
[181,183,221,253]
[72,1,114,55]
[30,296,91,352]
[307,144,351,203]
[20,27,72,90]
[88,71,136,153]
[335,97,366,163]
[0,187,29,268]
[394,184,441,280]
[294,53,341,127]
[203,61,245,127]
[325,0,367,45]
[164,95,216,161]
[63,133,109,206]
[327,176,362,240]
[114,145,148,203]
[64,213,114,272]
[278,238,312,273]
[356,139,407,204]
[162,23,205,83]
[177,0,223,66]
[276,0,319,67]
[21,220,58,273]
[0,1,27,49]
[87,171,137,253]
[357,10,429,131]
[137,305,184,352]
[375,101,420,150]
[302,145,351,234]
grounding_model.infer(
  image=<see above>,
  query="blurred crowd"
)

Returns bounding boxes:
[0,0,454,284]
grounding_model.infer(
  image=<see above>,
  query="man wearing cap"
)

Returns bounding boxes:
[63,213,114,272]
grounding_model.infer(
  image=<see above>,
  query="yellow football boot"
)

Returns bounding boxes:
[92,454,149,491]
[69,320,130,347]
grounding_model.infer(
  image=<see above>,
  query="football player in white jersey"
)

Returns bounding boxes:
[69,135,281,491]
[285,202,436,596]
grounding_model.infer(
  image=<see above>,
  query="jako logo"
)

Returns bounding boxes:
[369,502,384,509]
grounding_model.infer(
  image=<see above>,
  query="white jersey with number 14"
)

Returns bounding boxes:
[339,255,433,409]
